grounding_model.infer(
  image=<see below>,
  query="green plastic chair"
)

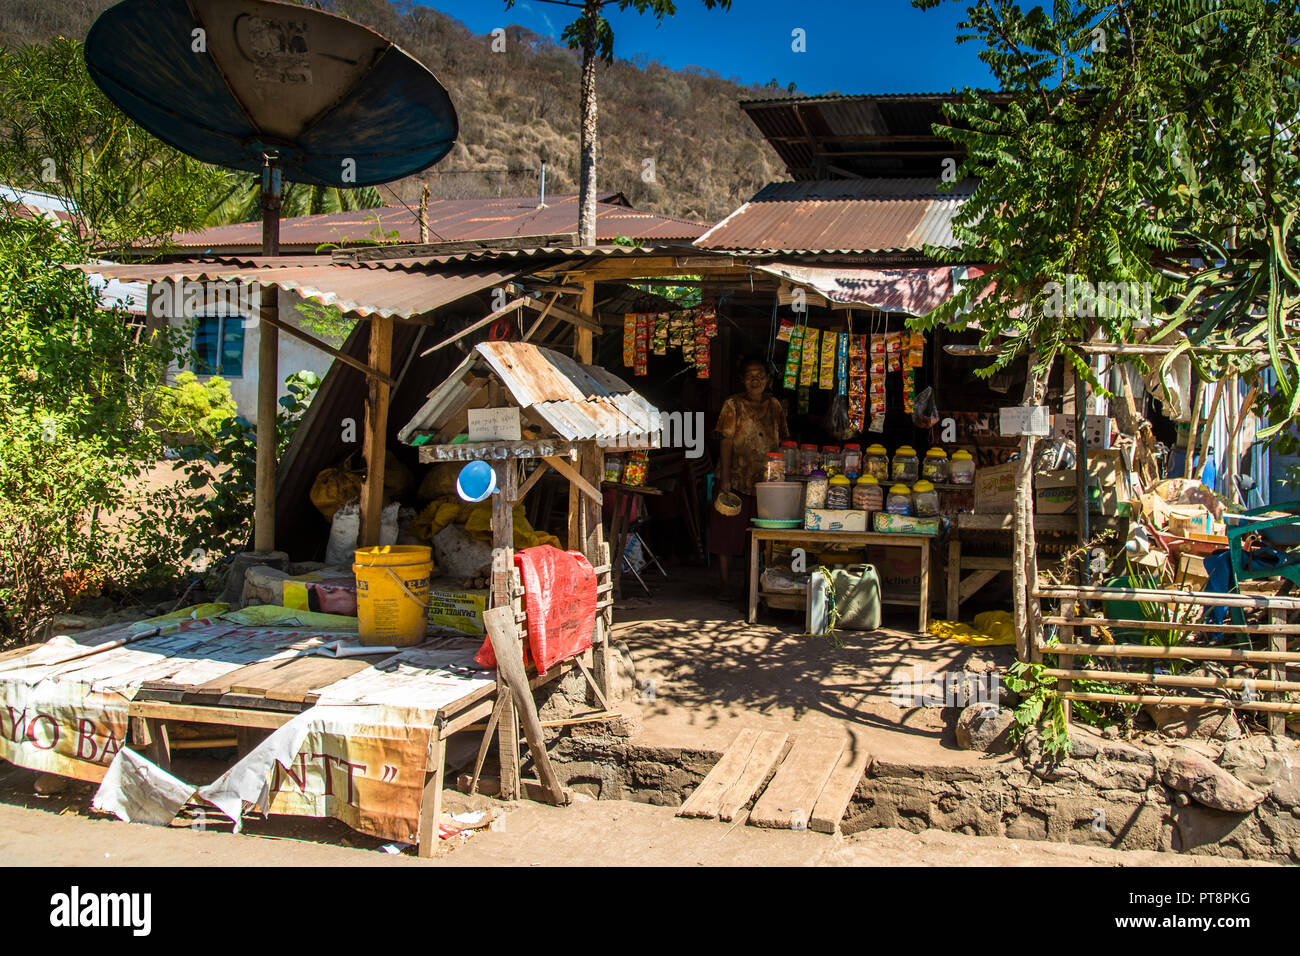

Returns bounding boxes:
[1225,501,1300,624]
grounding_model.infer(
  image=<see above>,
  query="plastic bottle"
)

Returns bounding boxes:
[853,474,882,512]
[799,443,819,476]
[886,483,913,515]
[827,474,852,510]
[950,449,976,485]
[922,448,949,482]
[806,470,829,509]
[764,451,786,483]
[891,446,920,483]
[781,440,799,477]
[821,445,843,476]
[864,444,890,481]
[912,479,939,517]
[842,443,863,479]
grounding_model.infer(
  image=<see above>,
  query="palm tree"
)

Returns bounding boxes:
[505,0,731,246]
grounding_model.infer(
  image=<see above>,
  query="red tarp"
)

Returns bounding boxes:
[475,546,596,672]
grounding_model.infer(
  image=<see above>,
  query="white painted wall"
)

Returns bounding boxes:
[150,281,338,417]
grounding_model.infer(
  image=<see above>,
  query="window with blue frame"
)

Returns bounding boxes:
[192,315,245,377]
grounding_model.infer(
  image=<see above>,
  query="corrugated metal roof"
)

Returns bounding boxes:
[160,194,707,251]
[400,341,660,449]
[753,262,989,316]
[695,178,974,254]
[72,260,519,320]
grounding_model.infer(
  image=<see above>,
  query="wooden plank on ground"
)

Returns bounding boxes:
[810,738,871,834]
[749,734,845,830]
[676,729,760,819]
[717,731,789,822]
[245,657,374,703]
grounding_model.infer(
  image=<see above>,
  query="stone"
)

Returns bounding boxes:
[1161,749,1268,813]
[956,703,1015,754]
[1144,701,1242,740]
[1066,723,1156,765]
[226,554,292,606]
[1218,735,1300,809]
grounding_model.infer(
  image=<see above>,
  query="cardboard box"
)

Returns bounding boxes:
[804,509,868,532]
[1052,413,1113,449]
[1033,448,1133,515]
[873,513,941,535]
[974,462,1019,513]
[865,545,921,596]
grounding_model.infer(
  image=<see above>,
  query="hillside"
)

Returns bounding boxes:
[0,0,787,224]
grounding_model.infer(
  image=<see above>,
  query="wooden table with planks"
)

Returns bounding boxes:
[748,528,934,632]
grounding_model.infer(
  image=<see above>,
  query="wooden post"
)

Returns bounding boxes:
[253,169,281,552]
[489,463,522,801]
[417,735,446,858]
[358,316,393,547]
[575,281,595,363]
[1269,608,1286,736]
[1012,352,1047,663]
[946,538,961,621]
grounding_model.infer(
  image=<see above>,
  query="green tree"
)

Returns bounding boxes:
[0,38,227,254]
[504,0,732,245]
[911,0,1300,654]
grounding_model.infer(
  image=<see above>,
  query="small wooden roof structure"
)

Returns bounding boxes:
[399,341,661,455]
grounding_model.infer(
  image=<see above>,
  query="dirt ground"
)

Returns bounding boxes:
[0,766,1265,867]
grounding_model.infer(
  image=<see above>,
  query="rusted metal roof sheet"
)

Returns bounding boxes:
[694,178,974,254]
[399,341,660,448]
[753,261,990,315]
[161,194,707,251]
[72,260,519,319]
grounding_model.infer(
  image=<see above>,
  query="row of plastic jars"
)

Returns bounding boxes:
[885,480,940,516]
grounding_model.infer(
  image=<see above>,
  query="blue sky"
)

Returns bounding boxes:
[422,1,995,95]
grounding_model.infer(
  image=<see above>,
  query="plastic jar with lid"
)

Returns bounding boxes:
[912,479,940,517]
[842,443,862,478]
[827,474,852,510]
[780,441,799,477]
[922,447,949,482]
[805,470,829,509]
[799,443,820,476]
[950,449,976,485]
[891,446,920,483]
[763,451,786,483]
[852,474,882,512]
[886,483,913,515]
[864,444,890,481]
[603,455,624,484]
[821,445,843,476]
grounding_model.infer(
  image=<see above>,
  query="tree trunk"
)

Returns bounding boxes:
[1013,352,1048,662]
[577,0,599,247]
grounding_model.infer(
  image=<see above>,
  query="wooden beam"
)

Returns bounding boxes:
[259,309,396,386]
[544,454,602,505]
[514,460,552,503]
[358,315,393,548]
[522,292,560,342]
[127,701,297,729]
[526,293,602,337]
[254,283,278,552]
[576,280,596,359]
[417,438,581,463]
[483,605,569,806]
[421,295,530,356]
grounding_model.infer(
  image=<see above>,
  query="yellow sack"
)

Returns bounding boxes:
[310,458,364,520]
[417,463,464,501]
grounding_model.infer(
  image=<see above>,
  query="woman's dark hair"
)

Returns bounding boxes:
[738,356,774,378]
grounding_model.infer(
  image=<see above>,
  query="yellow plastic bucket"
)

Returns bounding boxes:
[352,545,433,647]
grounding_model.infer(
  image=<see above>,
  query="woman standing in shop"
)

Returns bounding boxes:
[711,358,789,599]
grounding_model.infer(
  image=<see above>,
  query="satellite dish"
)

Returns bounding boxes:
[83,0,458,187]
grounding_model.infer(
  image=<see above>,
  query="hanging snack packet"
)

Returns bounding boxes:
[908,330,925,369]
[634,314,650,375]
[623,314,637,367]
[848,334,867,431]
[784,325,803,388]
[903,367,916,414]
[836,332,849,397]
[777,318,795,342]
[798,384,811,415]
[652,313,669,355]
[800,327,820,387]
[819,329,836,390]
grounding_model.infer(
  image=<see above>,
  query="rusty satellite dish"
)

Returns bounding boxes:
[83,0,458,187]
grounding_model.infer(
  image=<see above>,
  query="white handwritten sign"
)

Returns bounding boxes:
[468,407,522,441]
[999,405,1051,437]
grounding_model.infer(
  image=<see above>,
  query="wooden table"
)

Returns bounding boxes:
[748,528,934,632]
[946,512,1129,620]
